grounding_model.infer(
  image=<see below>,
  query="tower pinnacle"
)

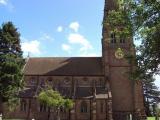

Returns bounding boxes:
[103,0,118,31]
[104,0,118,12]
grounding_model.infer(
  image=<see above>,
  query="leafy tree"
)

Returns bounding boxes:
[103,0,160,117]
[38,88,73,120]
[0,22,24,115]
[128,0,160,75]
[104,0,160,77]
[125,0,160,115]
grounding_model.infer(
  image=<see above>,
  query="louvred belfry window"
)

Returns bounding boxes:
[111,33,116,43]
[120,36,125,43]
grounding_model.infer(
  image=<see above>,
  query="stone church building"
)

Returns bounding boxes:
[4,0,146,120]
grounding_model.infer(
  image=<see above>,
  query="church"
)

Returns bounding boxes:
[4,0,146,120]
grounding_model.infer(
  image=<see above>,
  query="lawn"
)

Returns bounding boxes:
[147,117,155,120]
[147,117,160,120]
[3,119,25,120]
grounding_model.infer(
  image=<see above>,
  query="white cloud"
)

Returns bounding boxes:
[40,33,54,42]
[62,44,71,53]
[57,26,63,32]
[0,0,7,5]
[69,22,79,32]
[68,33,92,52]
[0,0,15,12]
[21,40,41,56]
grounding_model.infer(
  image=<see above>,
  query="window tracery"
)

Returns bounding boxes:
[20,100,27,112]
[80,101,88,113]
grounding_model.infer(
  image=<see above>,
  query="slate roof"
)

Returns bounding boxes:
[24,57,103,76]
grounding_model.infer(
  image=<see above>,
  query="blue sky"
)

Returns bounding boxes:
[0,0,103,57]
[0,0,159,88]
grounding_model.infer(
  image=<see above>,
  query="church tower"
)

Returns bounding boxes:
[102,0,146,119]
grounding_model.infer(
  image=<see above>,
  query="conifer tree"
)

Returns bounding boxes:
[0,22,24,114]
[142,77,160,116]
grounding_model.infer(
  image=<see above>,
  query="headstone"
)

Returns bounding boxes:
[130,114,132,120]
[0,113,2,120]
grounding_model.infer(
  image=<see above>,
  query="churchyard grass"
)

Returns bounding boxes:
[147,117,160,120]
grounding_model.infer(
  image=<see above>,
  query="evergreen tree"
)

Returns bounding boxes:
[142,76,160,116]
[0,22,24,114]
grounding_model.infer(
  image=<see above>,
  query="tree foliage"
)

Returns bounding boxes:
[129,0,160,75]
[0,22,24,112]
[104,0,160,76]
[103,0,160,116]
[126,1,160,114]
[38,88,73,120]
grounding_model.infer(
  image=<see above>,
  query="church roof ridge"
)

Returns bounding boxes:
[24,57,103,76]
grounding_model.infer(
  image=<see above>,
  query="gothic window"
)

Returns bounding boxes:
[48,77,52,82]
[39,104,47,112]
[80,101,88,113]
[20,100,27,112]
[46,77,52,86]
[40,79,45,87]
[64,77,70,84]
[110,33,116,43]
[30,77,36,86]
[120,37,125,43]
[60,107,66,113]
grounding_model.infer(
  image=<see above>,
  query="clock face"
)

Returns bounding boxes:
[115,48,124,59]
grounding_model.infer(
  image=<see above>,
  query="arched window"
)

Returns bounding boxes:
[20,100,27,112]
[64,77,70,85]
[39,104,47,112]
[30,77,36,86]
[110,33,116,43]
[47,77,52,83]
[40,79,45,87]
[60,107,66,113]
[80,101,88,113]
